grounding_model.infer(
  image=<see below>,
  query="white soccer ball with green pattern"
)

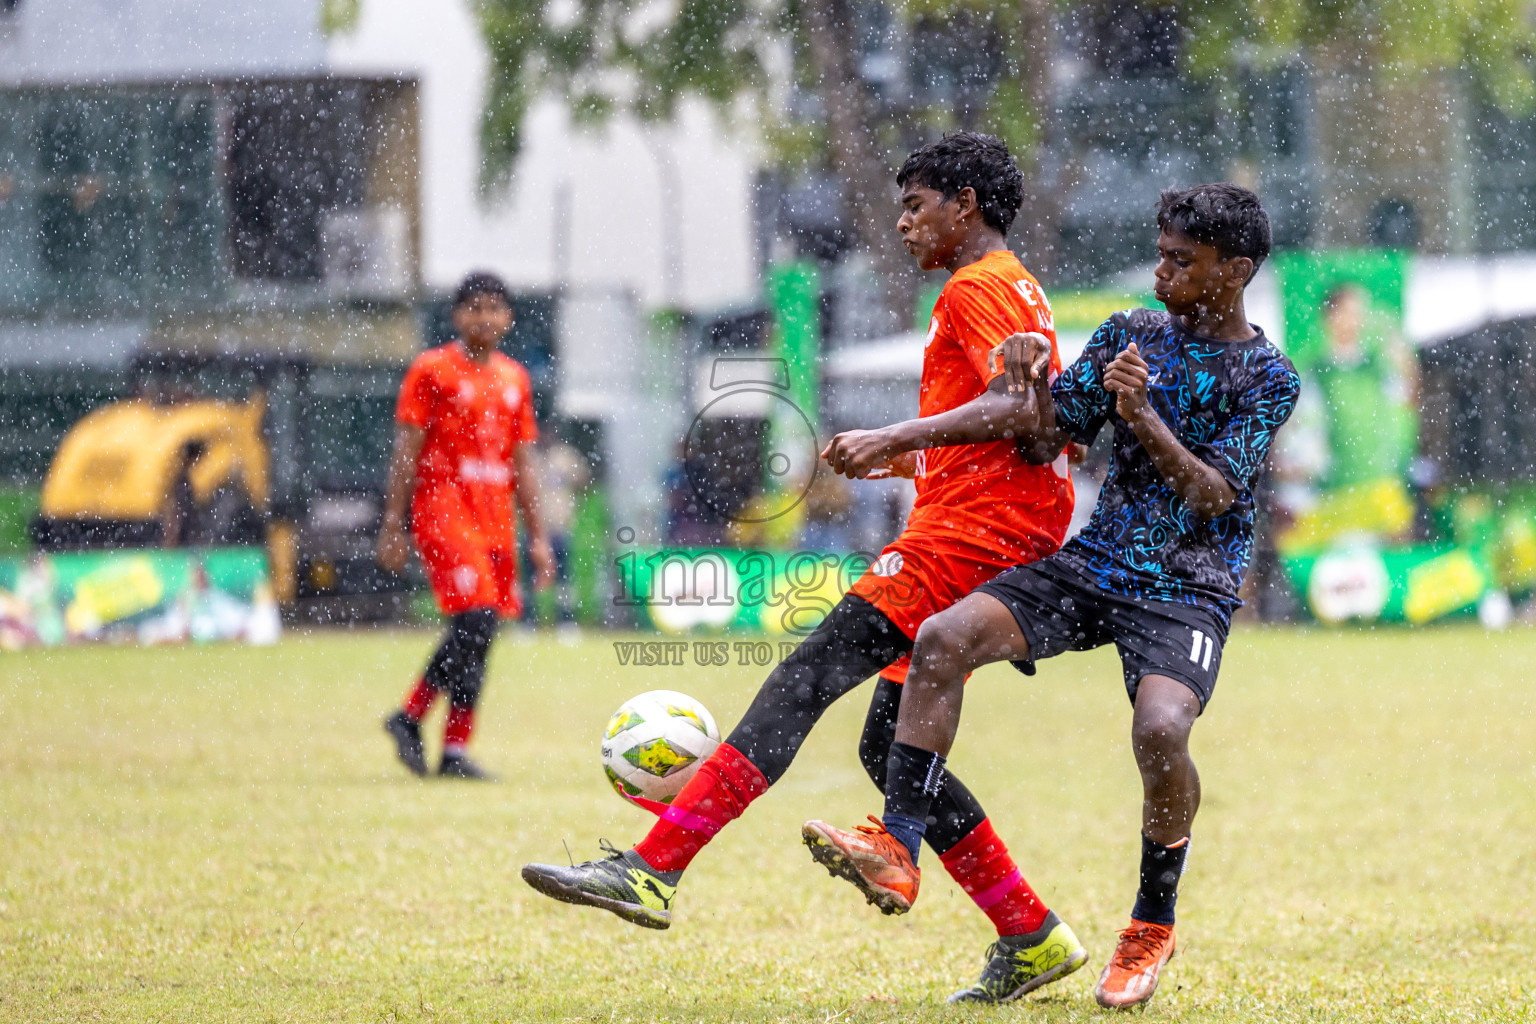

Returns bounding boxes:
[601,690,720,806]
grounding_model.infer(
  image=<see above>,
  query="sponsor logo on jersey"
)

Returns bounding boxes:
[457,458,512,485]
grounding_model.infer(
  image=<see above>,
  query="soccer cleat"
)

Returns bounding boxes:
[801,816,921,915]
[521,841,681,930]
[1094,919,1176,1009]
[438,754,497,780]
[947,911,1090,1003]
[383,711,427,776]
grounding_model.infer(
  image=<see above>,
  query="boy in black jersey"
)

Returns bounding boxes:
[805,183,1300,1010]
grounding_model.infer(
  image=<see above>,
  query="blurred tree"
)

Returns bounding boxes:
[475,0,1069,330]
[1173,0,1535,103]
[475,0,1536,307]
[322,0,361,34]
[1170,0,1536,248]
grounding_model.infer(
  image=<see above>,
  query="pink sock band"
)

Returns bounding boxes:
[970,867,1024,910]
[659,804,724,837]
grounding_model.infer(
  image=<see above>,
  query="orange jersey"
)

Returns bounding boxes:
[907,249,1073,562]
[396,342,538,553]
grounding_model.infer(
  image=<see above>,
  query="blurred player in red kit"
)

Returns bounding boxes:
[379,272,555,779]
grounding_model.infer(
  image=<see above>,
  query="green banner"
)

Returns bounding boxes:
[615,547,859,635]
[0,546,278,650]
[1274,249,1417,492]
[1282,543,1497,626]
[1272,249,1409,375]
[766,260,821,435]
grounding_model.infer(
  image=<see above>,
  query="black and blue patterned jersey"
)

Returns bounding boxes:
[1050,308,1301,619]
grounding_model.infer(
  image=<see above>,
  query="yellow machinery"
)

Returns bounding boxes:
[40,396,269,524]
[30,352,415,621]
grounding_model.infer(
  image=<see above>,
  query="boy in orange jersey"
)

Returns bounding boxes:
[380,273,555,780]
[523,134,1090,1005]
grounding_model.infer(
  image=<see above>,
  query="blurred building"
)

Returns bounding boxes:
[326,0,761,545]
[755,6,1536,289]
[0,2,424,501]
[0,0,762,590]
[327,2,758,309]
[10,0,1536,593]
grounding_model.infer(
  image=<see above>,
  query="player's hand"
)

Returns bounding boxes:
[529,536,557,591]
[376,520,410,574]
[865,450,919,480]
[1104,342,1152,422]
[821,428,903,479]
[989,332,1053,393]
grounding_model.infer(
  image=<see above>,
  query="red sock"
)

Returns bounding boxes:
[939,818,1049,936]
[633,743,768,873]
[402,679,439,721]
[443,705,474,751]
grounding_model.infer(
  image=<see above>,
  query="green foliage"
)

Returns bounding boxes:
[470,0,1536,196]
[320,0,361,35]
[982,78,1040,161]
[477,0,550,188]
[472,0,1050,184]
[1175,0,1536,108]
[474,0,773,187]
[0,487,37,556]
[760,115,828,175]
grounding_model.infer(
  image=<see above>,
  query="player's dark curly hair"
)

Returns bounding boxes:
[1156,183,1272,280]
[453,271,512,309]
[896,132,1026,235]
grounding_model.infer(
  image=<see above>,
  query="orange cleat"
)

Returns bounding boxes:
[1094,919,1176,1009]
[801,816,921,915]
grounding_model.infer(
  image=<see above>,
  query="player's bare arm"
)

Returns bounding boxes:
[1105,341,1237,520]
[512,445,557,589]
[377,423,425,573]
[827,448,918,480]
[821,378,1040,480]
[872,450,920,479]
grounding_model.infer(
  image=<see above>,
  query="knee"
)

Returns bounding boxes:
[1131,699,1196,763]
[910,616,977,679]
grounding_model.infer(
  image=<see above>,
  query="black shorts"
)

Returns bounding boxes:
[974,558,1228,710]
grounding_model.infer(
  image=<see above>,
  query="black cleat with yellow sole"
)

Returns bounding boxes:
[521,841,681,930]
[948,911,1089,1003]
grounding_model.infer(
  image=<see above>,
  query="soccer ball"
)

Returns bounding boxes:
[601,690,720,807]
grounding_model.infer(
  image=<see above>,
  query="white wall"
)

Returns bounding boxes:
[0,0,760,310]
[1405,254,1536,347]
[326,0,759,310]
[0,0,325,84]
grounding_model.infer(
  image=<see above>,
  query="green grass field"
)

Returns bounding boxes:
[2,625,1534,1022]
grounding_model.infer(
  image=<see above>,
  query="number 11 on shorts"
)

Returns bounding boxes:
[1189,630,1214,671]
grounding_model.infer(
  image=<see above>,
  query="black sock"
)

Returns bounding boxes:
[1131,834,1189,926]
[425,608,498,705]
[882,741,946,864]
